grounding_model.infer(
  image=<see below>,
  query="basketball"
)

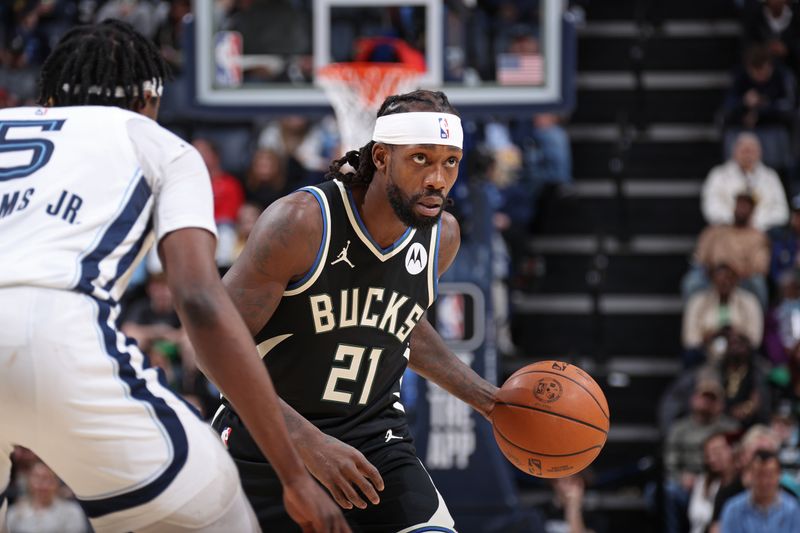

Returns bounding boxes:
[492,360,610,478]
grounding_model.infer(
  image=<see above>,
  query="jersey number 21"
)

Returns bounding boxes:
[322,344,383,405]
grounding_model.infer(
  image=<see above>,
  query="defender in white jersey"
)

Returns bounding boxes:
[0,19,348,533]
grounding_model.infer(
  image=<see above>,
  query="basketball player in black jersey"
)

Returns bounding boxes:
[213,90,499,532]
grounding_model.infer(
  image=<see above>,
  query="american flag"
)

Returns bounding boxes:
[496,53,544,86]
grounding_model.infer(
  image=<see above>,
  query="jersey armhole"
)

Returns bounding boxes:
[284,186,331,296]
[427,218,442,307]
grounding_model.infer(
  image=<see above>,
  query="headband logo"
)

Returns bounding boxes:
[438,117,449,139]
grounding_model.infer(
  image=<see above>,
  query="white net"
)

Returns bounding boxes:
[317,62,423,153]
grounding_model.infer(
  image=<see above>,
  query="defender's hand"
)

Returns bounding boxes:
[283,476,352,533]
[301,434,384,510]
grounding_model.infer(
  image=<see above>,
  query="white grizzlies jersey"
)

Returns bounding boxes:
[0,106,216,303]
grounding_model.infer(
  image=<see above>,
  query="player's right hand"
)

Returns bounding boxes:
[283,475,352,533]
[301,434,384,510]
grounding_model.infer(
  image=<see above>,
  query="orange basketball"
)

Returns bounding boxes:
[492,360,610,478]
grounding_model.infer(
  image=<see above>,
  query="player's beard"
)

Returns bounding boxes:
[386,181,444,229]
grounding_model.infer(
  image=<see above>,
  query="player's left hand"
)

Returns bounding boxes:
[299,433,384,510]
[283,474,353,533]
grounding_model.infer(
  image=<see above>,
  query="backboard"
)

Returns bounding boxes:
[188,0,575,116]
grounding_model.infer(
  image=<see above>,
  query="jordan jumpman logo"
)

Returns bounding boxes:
[384,429,403,443]
[331,240,355,268]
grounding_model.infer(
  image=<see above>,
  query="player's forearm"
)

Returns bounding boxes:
[408,318,497,418]
[277,397,330,458]
[175,286,307,485]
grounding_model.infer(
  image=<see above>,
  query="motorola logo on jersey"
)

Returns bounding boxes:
[405,242,427,275]
[438,117,449,139]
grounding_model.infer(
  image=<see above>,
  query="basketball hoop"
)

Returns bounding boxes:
[317,62,424,153]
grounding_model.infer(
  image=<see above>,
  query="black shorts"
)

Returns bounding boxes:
[212,408,455,533]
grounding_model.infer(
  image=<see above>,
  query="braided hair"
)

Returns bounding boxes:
[38,19,169,111]
[325,89,459,186]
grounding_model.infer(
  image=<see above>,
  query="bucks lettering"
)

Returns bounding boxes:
[244,180,439,439]
[310,288,425,342]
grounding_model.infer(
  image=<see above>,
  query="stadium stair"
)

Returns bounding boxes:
[505,1,741,530]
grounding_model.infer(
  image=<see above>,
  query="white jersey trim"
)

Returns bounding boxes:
[284,186,331,296]
[427,221,440,308]
[334,179,417,262]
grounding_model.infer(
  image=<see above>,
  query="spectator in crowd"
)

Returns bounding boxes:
[192,137,244,225]
[769,336,800,419]
[688,432,736,533]
[192,137,244,266]
[153,0,191,73]
[659,366,724,437]
[542,473,607,533]
[243,147,291,210]
[708,425,781,532]
[2,0,75,68]
[768,195,800,287]
[775,270,800,359]
[121,272,183,353]
[769,406,800,483]
[257,115,340,179]
[763,269,800,365]
[722,45,795,171]
[719,450,800,533]
[701,133,788,232]
[663,375,739,533]
[683,263,763,367]
[483,120,531,260]
[6,461,88,533]
[521,113,573,189]
[684,192,771,307]
[0,1,85,105]
[95,0,166,40]
[742,0,800,77]
[682,263,763,368]
[490,4,540,61]
[720,330,771,427]
[230,202,262,263]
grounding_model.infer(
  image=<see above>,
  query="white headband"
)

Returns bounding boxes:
[61,78,164,98]
[372,112,463,149]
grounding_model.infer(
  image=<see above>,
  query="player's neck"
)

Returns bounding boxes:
[354,185,410,247]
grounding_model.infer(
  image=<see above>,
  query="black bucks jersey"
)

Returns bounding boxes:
[224,179,440,455]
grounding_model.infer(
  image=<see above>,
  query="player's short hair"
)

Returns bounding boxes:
[325,89,459,187]
[38,19,169,111]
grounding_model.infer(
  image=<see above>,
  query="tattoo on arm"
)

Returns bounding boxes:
[409,318,497,418]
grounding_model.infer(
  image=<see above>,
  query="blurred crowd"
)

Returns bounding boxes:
[659,1,800,531]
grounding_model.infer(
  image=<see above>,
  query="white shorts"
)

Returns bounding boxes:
[0,286,251,532]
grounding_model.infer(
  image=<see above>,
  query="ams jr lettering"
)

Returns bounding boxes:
[310,288,424,342]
